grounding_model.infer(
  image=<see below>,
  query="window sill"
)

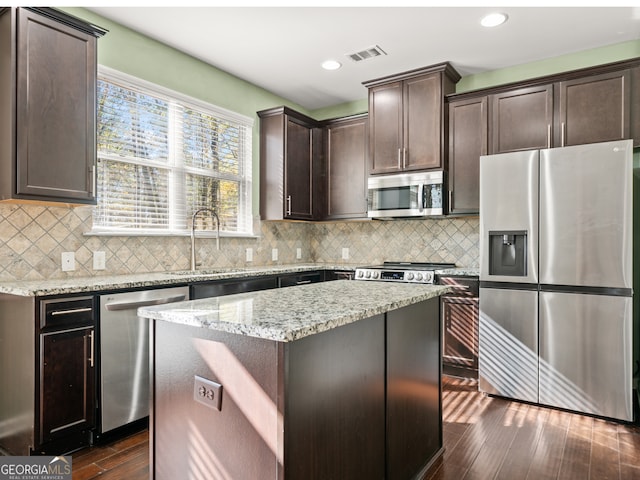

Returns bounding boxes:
[84,229,259,239]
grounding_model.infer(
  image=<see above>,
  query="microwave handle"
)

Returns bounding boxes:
[418,183,425,211]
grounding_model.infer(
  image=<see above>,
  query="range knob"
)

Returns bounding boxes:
[372,271,380,279]
[357,270,364,278]
[407,272,414,281]
[365,271,372,279]
[415,273,423,281]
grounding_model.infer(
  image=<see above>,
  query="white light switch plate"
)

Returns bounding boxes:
[272,248,278,261]
[61,252,75,271]
[296,247,302,259]
[342,247,350,260]
[245,248,253,262]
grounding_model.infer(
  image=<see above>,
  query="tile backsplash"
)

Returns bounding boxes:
[0,203,478,281]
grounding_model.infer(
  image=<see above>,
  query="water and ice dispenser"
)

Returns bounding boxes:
[488,231,527,276]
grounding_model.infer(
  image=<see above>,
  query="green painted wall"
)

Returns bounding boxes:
[63,8,640,215]
[456,39,640,93]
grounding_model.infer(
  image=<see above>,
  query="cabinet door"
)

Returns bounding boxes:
[16,8,96,203]
[490,84,553,154]
[404,73,442,171]
[448,96,487,214]
[285,118,313,219]
[368,82,403,174]
[39,326,95,445]
[558,70,630,147]
[325,117,368,219]
[442,297,478,370]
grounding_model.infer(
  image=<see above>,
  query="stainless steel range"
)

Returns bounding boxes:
[355,262,456,284]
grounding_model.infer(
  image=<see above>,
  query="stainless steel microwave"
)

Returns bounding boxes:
[367,171,444,219]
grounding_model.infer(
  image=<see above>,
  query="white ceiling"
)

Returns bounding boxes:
[86,6,640,111]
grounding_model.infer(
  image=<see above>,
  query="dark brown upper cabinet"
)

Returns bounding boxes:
[258,106,321,221]
[490,84,554,154]
[0,8,106,205]
[447,58,640,216]
[558,70,630,147]
[323,114,368,220]
[364,63,460,175]
[447,96,487,215]
[489,65,635,154]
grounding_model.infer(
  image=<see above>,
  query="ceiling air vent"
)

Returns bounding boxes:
[346,45,387,63]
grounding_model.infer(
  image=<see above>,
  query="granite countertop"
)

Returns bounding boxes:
[138,280,451,342]
[0,263,477,297]
[436,267,479,277]
[0,264,360,297]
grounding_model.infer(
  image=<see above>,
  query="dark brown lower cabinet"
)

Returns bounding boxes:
[36,296,96,454]
[439,276,479,379]
[0,294,97,456]
[151,297,442,480]
[39,325,95,449]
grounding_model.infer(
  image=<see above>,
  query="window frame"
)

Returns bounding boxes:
[89,66,254,237]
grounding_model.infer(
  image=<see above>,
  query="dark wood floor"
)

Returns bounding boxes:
[70,376,640,480]
[427,376,640,480]
[71,429,149,480]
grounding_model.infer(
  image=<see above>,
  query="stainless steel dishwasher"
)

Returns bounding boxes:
[98,286,189,434]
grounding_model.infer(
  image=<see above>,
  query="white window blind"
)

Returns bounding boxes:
[93,67,253,236]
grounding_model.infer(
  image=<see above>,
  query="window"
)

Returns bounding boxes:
[93,67,253,236]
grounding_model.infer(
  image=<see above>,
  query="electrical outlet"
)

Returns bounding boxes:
[296,247,302,259]
[93,251,106,270]
[342,247,350,260]
[245,248,253,262]
[61,252,75,272]
[194,375,222,411]
[272,248,278,261]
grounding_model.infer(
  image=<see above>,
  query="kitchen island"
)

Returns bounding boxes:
[139,280,450,480]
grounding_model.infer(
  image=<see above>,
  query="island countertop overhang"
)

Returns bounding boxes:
[138,280,451,342]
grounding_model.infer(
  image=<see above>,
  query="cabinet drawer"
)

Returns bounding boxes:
[438,276,479,297]
[191,277,278,300]
[278,271,324,287]
[40,296,95,330]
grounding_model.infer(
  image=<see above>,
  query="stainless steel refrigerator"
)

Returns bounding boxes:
[479,139,634,422]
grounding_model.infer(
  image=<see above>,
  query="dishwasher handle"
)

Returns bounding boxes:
[105,294,187,312]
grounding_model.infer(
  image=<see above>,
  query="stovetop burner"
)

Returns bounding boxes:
[354,261,456,284]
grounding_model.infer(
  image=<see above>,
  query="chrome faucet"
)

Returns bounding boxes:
[190,208,220,271]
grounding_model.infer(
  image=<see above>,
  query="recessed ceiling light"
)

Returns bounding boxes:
[481,13,508,28]
[322,60,342,71]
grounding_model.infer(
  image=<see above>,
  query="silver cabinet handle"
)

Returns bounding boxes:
[88,165,95,196]
[397,148,402,169]
[88,330,95,367]
[561,122,566,147]
[449,190,453,211]
[547,124,551,148]
[51,307,92,316]
[286,195,292,216]
[105,294,187,311]
[403,148,407,169]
